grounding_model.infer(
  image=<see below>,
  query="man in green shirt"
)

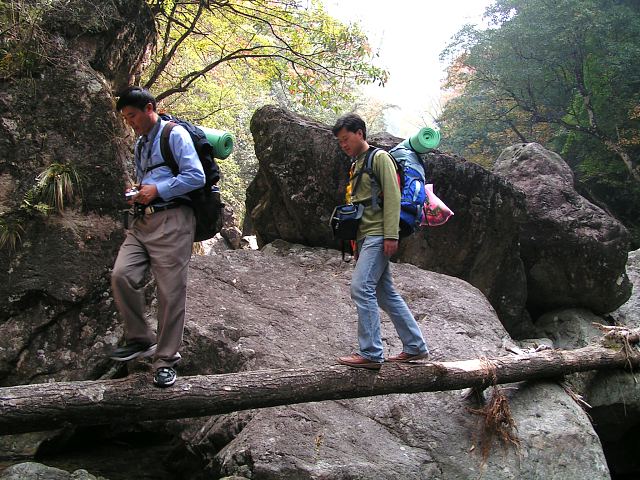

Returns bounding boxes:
[332,113,429,369]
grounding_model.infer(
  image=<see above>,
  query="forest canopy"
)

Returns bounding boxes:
[144,0,387,105]
[438,0,640,242]
[138,0,388,213]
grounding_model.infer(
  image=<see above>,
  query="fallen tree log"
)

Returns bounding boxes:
[1,344,638,435]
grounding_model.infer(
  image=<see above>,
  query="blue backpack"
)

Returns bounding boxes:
[390,144,428,237]
[353,145,427,238]
[390,144,429,237]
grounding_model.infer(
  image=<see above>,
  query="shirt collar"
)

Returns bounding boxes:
[142,117,162,144]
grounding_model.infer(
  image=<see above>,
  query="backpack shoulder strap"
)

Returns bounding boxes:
[352,147,381,197]
[134,137,144,161]
[158,121,179,176]
[364,147,381,171]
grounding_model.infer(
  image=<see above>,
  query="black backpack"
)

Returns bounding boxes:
[157,113,224,242]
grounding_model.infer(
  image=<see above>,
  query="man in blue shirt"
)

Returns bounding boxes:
[109,87,205,387]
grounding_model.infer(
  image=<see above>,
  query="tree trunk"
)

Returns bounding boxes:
[0,344,638,436]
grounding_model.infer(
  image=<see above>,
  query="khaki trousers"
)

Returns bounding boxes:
[111,205,195,369]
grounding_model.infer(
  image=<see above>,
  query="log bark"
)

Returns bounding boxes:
[0,344,638,435]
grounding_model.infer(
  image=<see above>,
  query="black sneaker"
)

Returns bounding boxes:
[108,342,157,362]
[153,367,177,388]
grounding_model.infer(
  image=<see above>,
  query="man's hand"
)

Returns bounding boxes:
[383,238,398,257]
[133,184,159,205]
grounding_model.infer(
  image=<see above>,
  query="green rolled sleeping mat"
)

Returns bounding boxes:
[402,127,441,153]
[199,126,234,159]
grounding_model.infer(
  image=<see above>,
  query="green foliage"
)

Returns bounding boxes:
[1,162,84,251]
[144,0,387,107]
[439,0,640,245]
[36,162,82,213]
[0,0,48,78]
[439,0,640,173]
[20,189,54,216]
[21,162,83,215]
[142,0,387,224]
[0,214,24,252]
[216,156,246,218]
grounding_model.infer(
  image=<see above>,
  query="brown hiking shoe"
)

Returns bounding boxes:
[337,353,382,370]
[388,351,429,362]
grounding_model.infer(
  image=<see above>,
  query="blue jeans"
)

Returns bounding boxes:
[351,236,428,362]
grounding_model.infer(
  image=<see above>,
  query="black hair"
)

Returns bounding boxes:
[115,86,157,112]
[331,113,367,140]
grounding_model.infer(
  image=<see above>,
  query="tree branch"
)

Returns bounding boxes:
[144,0,207,89]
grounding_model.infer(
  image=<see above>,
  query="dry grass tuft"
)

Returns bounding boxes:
[192,241,205,255]
[467,359,520,464]
[468,386,521,463]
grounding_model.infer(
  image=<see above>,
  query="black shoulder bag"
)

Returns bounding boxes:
[330,148,379,261]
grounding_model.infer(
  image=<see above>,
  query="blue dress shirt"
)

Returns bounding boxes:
[134,118,205,204]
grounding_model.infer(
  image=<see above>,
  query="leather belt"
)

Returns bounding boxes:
[141,203,181,215]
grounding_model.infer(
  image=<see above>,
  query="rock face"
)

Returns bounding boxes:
[247,106,348,248]
[168,243,608,479]
[535,308,605,349]
[531,249,640,480]
[2,243,621,478]
[397,152,529,338]
[0,0,156,385]
[247,106,530,337]
[0,462,101,480]
[610,249,640,327]
[586,249,640,479]
[39,0,155,92]
[220,205,244,249]
[493,143,631,314]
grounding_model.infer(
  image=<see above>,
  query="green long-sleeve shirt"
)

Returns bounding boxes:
[349,149,401,240]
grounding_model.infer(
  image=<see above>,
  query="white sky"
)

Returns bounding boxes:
[323,0,492,136]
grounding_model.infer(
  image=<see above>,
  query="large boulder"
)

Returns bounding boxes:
[170,243,608,479]
[0,462,101,480]
[531,249,640,479]
[584,249,640,479]
[534,305,640,480]
[397,153,529,338]
[610,249,640,328]
[247,106,530,337]
[39,0,155,92]
[493,143,631,314]
[246,106,347,248]
[535,308,605,349]
[587,370,640,479]
[0,0,156,385]
[0,245,617,478]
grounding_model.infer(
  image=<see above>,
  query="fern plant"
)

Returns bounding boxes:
[0,215,25,252]
[21,188,54,215]
[2,162,83,252]
[22,162,82,215]
[35,162,82,213]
